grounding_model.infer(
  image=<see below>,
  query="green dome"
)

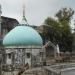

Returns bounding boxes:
[3,26,43,46]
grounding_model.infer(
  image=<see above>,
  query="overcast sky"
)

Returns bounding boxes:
[0,0,75,26]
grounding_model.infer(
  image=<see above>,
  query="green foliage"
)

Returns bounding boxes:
[43,8,74,52]
[56,8,74,22]
[44,17,60,44]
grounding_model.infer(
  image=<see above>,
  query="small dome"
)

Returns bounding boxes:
[3,25,43,46]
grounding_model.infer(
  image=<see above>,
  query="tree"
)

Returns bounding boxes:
[44,17,60,44]
[43,8,74,52]
[55,8,74,52]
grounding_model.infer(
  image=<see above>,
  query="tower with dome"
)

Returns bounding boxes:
[2,3,45,69]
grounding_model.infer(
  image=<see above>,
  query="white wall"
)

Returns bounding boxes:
[5,46,43,67]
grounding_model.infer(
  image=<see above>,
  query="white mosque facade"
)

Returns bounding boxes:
[0,3,46,69]
[2,17,45,68]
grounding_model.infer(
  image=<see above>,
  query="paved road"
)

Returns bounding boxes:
[62,69,75,75]
[2,71,18,75]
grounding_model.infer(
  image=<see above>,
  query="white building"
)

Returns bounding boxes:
[2,5,45,68]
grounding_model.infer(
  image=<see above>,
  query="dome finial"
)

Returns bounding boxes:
[22,2,27,22]
[20,0,28,25]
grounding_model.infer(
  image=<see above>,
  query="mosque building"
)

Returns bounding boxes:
[2,3,45,69]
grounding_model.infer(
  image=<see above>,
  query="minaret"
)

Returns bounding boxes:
[20,0,28,25]
[22,4,27,22]
[0,4,2,35]
[72,20,75,51]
